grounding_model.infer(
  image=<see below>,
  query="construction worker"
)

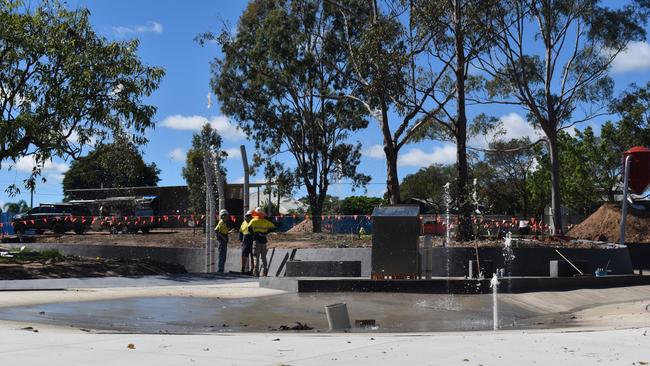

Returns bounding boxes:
[239,210,254,273]
[214,209,230,273]
[249,207,276,277]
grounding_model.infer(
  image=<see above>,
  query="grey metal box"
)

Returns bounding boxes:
[371,205,420,277]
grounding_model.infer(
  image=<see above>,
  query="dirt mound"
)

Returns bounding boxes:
[287,219,313,233]
[569,203,650,243]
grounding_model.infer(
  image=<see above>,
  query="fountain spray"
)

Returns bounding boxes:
[490,273,500,330]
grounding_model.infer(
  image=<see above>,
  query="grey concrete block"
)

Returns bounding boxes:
[285,260,362,277]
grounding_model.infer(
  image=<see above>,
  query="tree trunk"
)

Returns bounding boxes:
[453,0,472,241]
[456,130,472,241]
[310,206,323,233]
[548,131,563,235]
[385,147,401,204]
[380,98,400,205]
[521,172,529,217]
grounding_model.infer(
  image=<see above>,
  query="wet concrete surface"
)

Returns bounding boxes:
[0,292,547,333]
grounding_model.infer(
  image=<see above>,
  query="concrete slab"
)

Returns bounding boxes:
[0,273,253,291]
[0,323,649,366]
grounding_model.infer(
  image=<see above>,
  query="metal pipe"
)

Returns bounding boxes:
[203,153,216,272]
[554,249,583,275]
[205,186,210,273]
[240,145,250,214]
[490,274,499,330]
[213,152,226,212]
[267,181,273,217]
[620,155,632,246]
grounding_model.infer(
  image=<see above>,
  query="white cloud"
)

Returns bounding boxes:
[398,144,457,168]
[168,148,185,162]
[499,113,538,139]
[362,144,385,159]
[224,147,241,160]
[469,112,541,149]
[160,114,245,141]
[67,130,97,148]
[611,41,650,73]
[113,21,163,36]
[13,156,68,175]
[48,173,66,183]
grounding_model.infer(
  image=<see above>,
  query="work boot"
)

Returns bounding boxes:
[253,269,259,277]
[262,270,268,277]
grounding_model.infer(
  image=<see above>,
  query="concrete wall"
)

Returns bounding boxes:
[428,246,633,277]
[1,243,372,276]
[3,243,634,277]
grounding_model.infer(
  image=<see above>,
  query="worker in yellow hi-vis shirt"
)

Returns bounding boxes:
[239,210,254,273]
[214,209,230,273]
[249,207,276,277]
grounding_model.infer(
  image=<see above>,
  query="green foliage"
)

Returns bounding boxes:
[298,195,341,215]
[339,196,384,215]
[0,247,63,263]
[480,138,537,216]
[181,124,227,215]
[62,136,160,197]
[0,0,164,195]
[2,200,30,214]
[400,164,456,214]
[204,0,369,231]
[526,130,612,216]
[610,81,650,148]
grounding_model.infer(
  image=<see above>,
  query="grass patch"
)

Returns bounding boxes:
[0,247,64,263]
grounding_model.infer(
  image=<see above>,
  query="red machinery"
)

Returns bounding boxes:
[620,146,650,244]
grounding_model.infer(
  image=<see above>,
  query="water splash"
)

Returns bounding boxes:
[444,182,451,246]
[503,232,516,262]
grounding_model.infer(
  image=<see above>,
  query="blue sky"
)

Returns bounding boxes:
[2,0,650,209]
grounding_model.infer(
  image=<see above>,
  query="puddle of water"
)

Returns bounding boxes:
[0,292,545,333]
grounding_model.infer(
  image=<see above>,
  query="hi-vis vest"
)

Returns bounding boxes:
[249,218,275,235]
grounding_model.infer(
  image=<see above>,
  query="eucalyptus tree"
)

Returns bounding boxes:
[406,0,501,239]
[0,1,164,194]
[325,0,456,206]
[203,0,369,232]
[477,0,649,233]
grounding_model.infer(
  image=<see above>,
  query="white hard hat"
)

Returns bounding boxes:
[254,207,264,213]
[219,209,229,216]
[245,210,253,216]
